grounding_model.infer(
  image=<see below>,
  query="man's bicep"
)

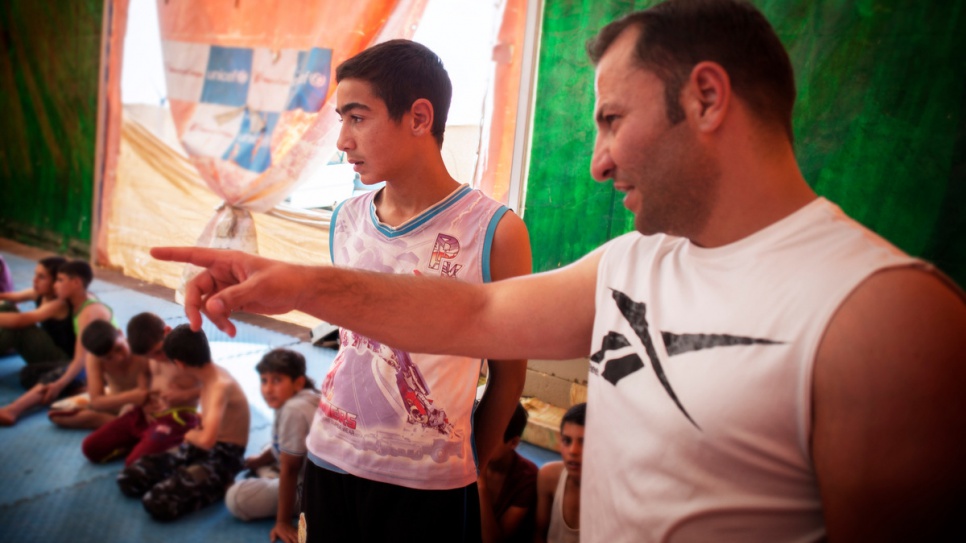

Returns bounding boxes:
[813,267,966,540]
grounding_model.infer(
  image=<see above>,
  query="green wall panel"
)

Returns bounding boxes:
[0,0,103,256]
[524,0,966,289]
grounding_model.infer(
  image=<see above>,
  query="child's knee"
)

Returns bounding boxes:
[224,482,252,520]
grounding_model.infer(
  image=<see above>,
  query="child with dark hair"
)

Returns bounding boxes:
[477,402,538,543]
[0,259,115,426]
[534,403,585,543]
[117,324,250,522]
[0,256,74,388]
[82,312,201,466]
[225,348,320,543]
[48,319,151,430]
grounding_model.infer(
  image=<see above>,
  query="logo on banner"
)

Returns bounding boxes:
[201,46,253,107]
[222,110,280,173]
[286,47,332,112]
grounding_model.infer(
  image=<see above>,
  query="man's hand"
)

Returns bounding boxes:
[150,247,307,336]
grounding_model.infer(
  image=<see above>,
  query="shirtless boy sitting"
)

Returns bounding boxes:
[117,324,250,522]
[49,319,150,430]
[82,312,202,465]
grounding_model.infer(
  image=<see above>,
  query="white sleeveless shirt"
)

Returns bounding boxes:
[307,184,508,490]
[584,198,920,542]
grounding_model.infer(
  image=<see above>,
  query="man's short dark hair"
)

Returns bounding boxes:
[336,39,452,147]
[163,324,211,367]
[503,403,530,443]
[127,312,166,356]
[57,260,94,288]
[561,402,587,431]
[39,256,68,279]
[586,0,796,141]
[81,319,121,357]
[256,348,315,389]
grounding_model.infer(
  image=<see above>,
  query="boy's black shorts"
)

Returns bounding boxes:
[301,460,481,543]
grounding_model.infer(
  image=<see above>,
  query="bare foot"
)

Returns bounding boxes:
[0,407,16,426]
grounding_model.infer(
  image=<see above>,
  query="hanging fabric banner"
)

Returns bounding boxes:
[151,0,427,300]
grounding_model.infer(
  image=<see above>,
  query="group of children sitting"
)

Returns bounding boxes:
[0,255,586,542]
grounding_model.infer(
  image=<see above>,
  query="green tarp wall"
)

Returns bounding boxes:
[524,0,966,289]
[0,1,103,256]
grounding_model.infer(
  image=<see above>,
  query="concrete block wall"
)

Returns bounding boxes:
[523,358,588,409]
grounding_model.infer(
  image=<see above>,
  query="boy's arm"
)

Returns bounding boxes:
[0,288,37,303]
[270,452,304,543]
[478,471,531,543]
[533,462,563,543]
[244,446,276,470]
[472,212,531,471]
[42,303,112,404]
[0,299,64,328]
[185,381,228,450]
[161,381,202,407]
[88,385,149,413]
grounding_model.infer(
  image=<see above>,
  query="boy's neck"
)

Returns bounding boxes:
[68,290,92,310]
[183,361,218,382]
[374,154,461,227]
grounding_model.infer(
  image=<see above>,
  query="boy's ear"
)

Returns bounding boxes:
[294,375,307,390]
[163,325,172,334]
[409,98,434,136]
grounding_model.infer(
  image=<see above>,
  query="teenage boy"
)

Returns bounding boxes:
[299,39,532,542]
[82,312,202,465]
[0,260,114,426]
[48,319,150,429]
[477,403,538,543]
[534,403,585,543]
[117,324,249,522]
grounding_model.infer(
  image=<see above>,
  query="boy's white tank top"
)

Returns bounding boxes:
[307,184,508,490]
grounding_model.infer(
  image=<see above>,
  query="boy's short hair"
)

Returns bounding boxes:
[163,324,211,367]
[504,403,529,443]
[57,260,94,288]
[561,402,587,431]
[127,312,166,356]
[256,348,315,389]
[81,319,122,357]
[335,39,452,147]
[39,256,68,278]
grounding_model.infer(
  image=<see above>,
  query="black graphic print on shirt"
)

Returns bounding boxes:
[590,289,784,429]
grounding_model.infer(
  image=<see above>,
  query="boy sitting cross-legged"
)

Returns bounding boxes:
[117,324,250,522]
[225,348,321,543]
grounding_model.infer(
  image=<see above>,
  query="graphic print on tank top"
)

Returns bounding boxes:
[320,330,463,463]
[590,289,785,429]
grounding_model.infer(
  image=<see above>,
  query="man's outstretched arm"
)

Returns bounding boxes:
[150,244,601,362]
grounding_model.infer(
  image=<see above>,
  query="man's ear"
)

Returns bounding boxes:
[684,61,730,133]
[410,98,434,136]
[163,326,172,334]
